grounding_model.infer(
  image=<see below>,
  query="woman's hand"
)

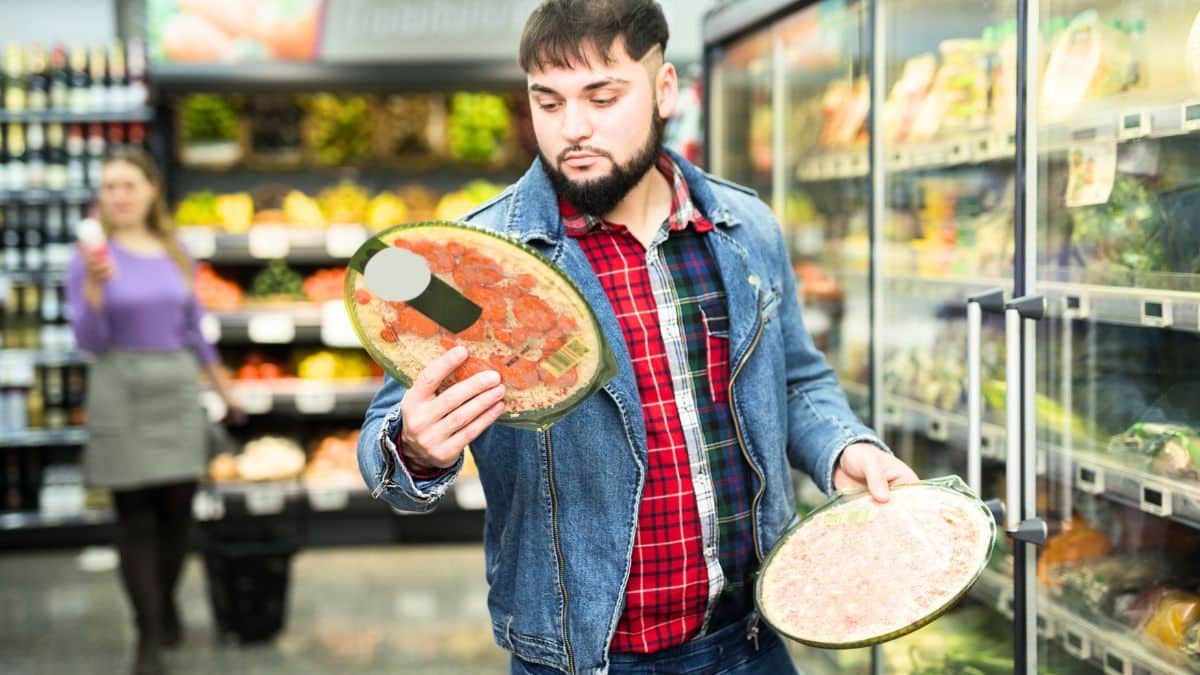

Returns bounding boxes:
[79,243,116,284]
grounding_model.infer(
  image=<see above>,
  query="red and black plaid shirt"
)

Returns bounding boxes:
[562,152,757,654]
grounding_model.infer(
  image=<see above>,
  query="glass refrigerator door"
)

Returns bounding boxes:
[1033,1,1200,674]
[875,0,1030,672]
[780,1,873,672]
[709,25,777,206]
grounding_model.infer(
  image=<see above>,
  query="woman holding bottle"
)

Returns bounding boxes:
[66,146,243,675]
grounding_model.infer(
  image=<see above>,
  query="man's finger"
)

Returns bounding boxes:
[434,383,506,438]
[408,346,470,400]
[443,400,505,452]
[864,458,890,503]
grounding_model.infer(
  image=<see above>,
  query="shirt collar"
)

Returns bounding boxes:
[559,150,715,237]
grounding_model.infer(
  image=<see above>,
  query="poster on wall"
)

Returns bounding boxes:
[146,0,325,63]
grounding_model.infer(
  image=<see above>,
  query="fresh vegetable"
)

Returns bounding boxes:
[249,259,305,301]
[174,191,221,226]
[1108,423,1200,480]
[365,192,409,231]
[283,190,325,229]
[447,92,511,164]
[1069,174,1165,275]
[294,349,373,381]
[302,267,347,303]
[194,263,242,311]
[317,181,370,225]
[306,93,373,166]
[215,193,254,233]
[179,94,240,144]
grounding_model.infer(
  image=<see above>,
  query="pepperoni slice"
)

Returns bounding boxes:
[354,288,373,305]
[395,305,440,338]
[447,356,493,387]
[463,286,508,322]
[513,294,555,332]
[539,365,578,389]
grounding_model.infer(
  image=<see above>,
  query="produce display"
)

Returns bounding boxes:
[294,349,376,381]
[179,94,240,146]
[348,222,618,430]
[248,260,305,303]
[447,92,512,165]
[757,476,995,647]
[303,267,348,303]
[234,351,290,381]
[305,94,373,167]
[208,435,306,483]
[303,430,362,487]
[377,94,442,164]
[246,95,304,168]
[318,181,371,225]
[195,263,243,311]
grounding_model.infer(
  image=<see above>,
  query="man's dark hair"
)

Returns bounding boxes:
[519,0,669,72]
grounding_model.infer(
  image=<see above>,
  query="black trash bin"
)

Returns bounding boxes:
[201,526,298,643]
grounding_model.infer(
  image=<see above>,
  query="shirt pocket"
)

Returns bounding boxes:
[699,297,730,405]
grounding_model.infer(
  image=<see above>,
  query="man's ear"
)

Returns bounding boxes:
[654,61,679,120]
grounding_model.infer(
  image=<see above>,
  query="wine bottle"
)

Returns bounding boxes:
[25,122,45,190]
[67,45,89,115]
[3,43,27,114]
[85,123,104,188]
[128,122,146,146]
[127,39,148,111]
[65,123,84,189]
[23,203,43,271]
[48,45,68,112]
[43,364,65,429]
[88,44,107,113]
[44,123,66,191]
[26,44,48,113]
[6,123,27,192]
[0,124,9,193]
[108,41,128,112]
[44,201,69,269]
[21,283,39,348]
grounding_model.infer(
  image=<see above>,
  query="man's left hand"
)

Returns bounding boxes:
[832,442,919,503]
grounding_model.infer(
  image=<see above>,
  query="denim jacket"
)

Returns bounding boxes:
[357,149,885,674]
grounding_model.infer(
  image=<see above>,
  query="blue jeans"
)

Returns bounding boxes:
[510,614,800,675]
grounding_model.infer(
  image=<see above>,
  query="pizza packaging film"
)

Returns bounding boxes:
[756,475,999,649]
[346,221,619,430]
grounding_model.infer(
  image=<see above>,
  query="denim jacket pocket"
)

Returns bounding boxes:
[700,298,731,405]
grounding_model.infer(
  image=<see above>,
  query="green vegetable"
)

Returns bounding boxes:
[305,94,373,167]
[447,92,511,164]
[249,260,304,300]
[180,94,240,144]
[173,191,220,226]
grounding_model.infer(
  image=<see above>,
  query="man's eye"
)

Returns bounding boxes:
[593,98,615,107]
[538,102,560,112]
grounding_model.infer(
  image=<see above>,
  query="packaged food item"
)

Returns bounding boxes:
[346,222,618,430]
[1130,588,1200,656]
[1108,423,1200,480]
[908,39,990,142]
[819,78,870,149]
[1049,554,1179,620]
[1041,10,1134,123]
[1037,515,1112,587]
[882,54,938,144]
[756,475,996,648]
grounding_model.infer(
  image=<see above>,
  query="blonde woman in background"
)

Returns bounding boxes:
[66,146,244,675]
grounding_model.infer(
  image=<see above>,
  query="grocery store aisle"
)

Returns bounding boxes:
[0,545,509,674]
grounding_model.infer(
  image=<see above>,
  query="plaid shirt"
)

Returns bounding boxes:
[562,151,758,654]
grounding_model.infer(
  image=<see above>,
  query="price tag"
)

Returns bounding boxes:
[1182,101,1200,132]
[949,139,971,165]
[294,384,336,415]
[1063,628,1091,659]
[926,415,950,442]
[248,313,296,344]
[1076,464,1105,495]
[454,477,487,510]
[1140,300,1172,328]
[307,488,350,512]
[1140,483,1173,517]
[192,490,225,521]
[325,225,368,259]
[320,301,361,348]
[1117,110,1150,141]
[1103,650,1132,675]
[248,226,290,259]
[1062,294,1089,319]
[200,313,221,344]
[975,135,994,159]
[245,483,287,515]
[1036,612,1055,639]
[889,149,910,169]
[178,227,216,260]
[234,386,273,415]
[850,152,868,176]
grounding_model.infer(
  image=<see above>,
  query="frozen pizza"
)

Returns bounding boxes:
[757,477,995,647]
[347,221,617,430]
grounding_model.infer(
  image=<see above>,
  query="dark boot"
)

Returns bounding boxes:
[113,491,168,670]
[132,638,166,675]
[156,482,196,648]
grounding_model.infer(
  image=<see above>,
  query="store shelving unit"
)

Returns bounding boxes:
[708,0,1200,672]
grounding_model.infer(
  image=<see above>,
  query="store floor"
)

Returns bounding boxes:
[0,544,510,674]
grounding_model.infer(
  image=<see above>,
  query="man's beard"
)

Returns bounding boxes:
[541,113,666,219]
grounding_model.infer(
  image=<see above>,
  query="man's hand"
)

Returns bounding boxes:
[399,346,506,471]
[832,442,919,503]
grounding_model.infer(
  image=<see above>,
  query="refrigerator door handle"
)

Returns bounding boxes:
[966,289,1006,496]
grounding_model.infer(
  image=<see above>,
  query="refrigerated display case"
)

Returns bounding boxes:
[706,0,1200,673]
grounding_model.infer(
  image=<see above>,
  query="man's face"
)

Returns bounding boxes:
[527,40,678,216]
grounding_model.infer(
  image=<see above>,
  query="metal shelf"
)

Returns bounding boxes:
[229,380,380,417]
[0,187,95,204]
[179,226,367,265]
[881,393,1200,530]
[152,61,526,94]
[973,568,1193,675]
[0,508,113,531]
[0,108,154,124]
[209,306,325,344]
[0,427,88,448]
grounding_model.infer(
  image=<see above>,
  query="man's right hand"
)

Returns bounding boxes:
[398,346,506,471]
[79,244,116,283]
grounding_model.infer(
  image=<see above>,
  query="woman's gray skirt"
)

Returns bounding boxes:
[84,350,207,490]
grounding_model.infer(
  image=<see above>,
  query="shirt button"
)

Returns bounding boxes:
[705,545,716,558]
